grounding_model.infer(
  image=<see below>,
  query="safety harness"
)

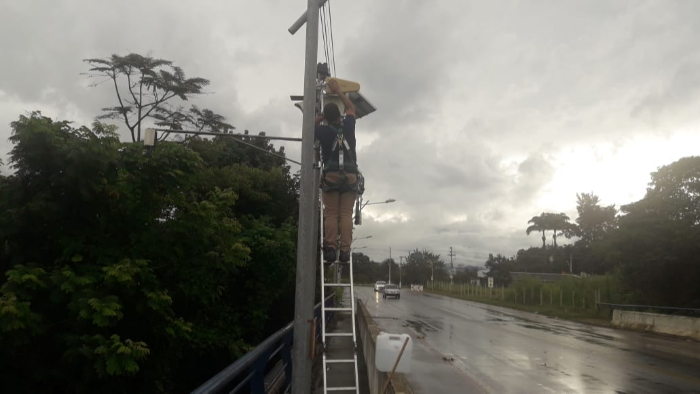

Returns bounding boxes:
[325,122,358,174]
[322,120,364,194]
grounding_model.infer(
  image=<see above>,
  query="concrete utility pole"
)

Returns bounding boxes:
[569,254,573,274]
[388,247,392,284]
[449,247,456,284]
[288,1,321,393]
[399,256,404,288]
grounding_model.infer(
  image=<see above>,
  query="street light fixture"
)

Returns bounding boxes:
[356,199,396,226]
[361,199,396,209]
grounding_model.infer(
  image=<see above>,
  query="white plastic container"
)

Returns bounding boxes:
[375,332,413,373]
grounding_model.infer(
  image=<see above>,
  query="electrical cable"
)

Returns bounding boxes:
[319,6,330,70]
[328,0,337,76]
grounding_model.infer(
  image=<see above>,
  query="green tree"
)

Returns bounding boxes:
[513,246,572,274]
[84,53,210,142]
[543,212,575,248]
[351,252,378,283]
[526,214,547,248]
[0,112,299,392]
[574,193,617,247]
[527,212,575,248]
[608,156,700,307]
[153,104,236,142]
[404,249,445,285]
[452,268,477,284]
[380,258,401,284]
[484,253,514,286]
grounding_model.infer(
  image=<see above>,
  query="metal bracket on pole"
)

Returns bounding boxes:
[288,0,329,35]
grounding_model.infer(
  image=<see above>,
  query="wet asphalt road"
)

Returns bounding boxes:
[355,287,700,394]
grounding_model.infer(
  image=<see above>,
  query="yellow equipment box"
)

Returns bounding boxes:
[325,77,360,93]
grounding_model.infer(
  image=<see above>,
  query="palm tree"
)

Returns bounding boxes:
[526,214,547,248]
[542,212,575,247]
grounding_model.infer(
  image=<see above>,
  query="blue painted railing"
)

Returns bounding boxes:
[192,295,335,394]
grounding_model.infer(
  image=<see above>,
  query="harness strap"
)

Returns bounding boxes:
[327,121,358,174]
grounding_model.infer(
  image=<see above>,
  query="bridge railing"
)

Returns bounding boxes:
[192,294,335,394]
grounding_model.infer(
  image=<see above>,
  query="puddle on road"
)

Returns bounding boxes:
[518,322,618,348]
[485,307,620,349]
[569,327,616,341]
[403,319,442,336]
[520,323,563,334]
[581,373,604,385]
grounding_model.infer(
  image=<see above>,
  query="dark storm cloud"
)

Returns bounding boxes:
[2,0,700,265]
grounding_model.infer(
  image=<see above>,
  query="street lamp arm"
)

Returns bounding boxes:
[352,235,373,242]
[361,198,396,209]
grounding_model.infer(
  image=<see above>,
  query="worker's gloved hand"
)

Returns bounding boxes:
[327,79,341,94]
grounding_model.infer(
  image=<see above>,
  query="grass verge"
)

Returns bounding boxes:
[425,288,613,326]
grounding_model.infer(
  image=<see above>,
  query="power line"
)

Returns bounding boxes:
[318,2,337,77]
[319,6,330,68]
[328,0,337,76]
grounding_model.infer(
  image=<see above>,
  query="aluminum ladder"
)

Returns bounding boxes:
[318,183,360,394]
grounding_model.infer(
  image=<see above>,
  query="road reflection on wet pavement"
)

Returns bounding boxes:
[355,287,700,394]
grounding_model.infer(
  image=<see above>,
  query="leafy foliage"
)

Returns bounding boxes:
[526,212,576,248]
[404,249,447,285]
[574,193,617,247]
[493,156,700,308]
[351,252,380,284]
[606,157,700,307]
[84,53,211,142]
[0,112,299,392]
[485,253,514,286]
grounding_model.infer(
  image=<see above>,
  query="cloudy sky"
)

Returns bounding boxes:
[2,0,699,266]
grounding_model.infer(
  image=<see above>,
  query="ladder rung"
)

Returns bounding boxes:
[324,283,352,287]
[325,332,353,337]
[327,387,357,391]
[325,307,352,312]
[325,359,355,364]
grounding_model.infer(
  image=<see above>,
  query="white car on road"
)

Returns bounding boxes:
[374,281,386,292]
[383,284,400,299]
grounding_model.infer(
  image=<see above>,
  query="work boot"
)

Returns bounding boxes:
[323,247,337,262]
[339,250,350,263]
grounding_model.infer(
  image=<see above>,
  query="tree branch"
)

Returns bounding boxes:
[138,92,177,124]
[111,69,135,142]
[138,78,144,141]
[126,70,140,109]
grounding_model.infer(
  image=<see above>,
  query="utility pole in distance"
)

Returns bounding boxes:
[449,247,456,285]
[288,2,321,393]
[399,256,404,288]
[388,247,392,284]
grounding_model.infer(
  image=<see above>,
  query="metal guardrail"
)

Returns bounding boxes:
[192,294,335,394]
[597,303,700,317]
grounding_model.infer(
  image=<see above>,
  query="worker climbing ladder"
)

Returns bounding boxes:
[318,192,360,394]
[314,70,360,394]
[287,3,375,391]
